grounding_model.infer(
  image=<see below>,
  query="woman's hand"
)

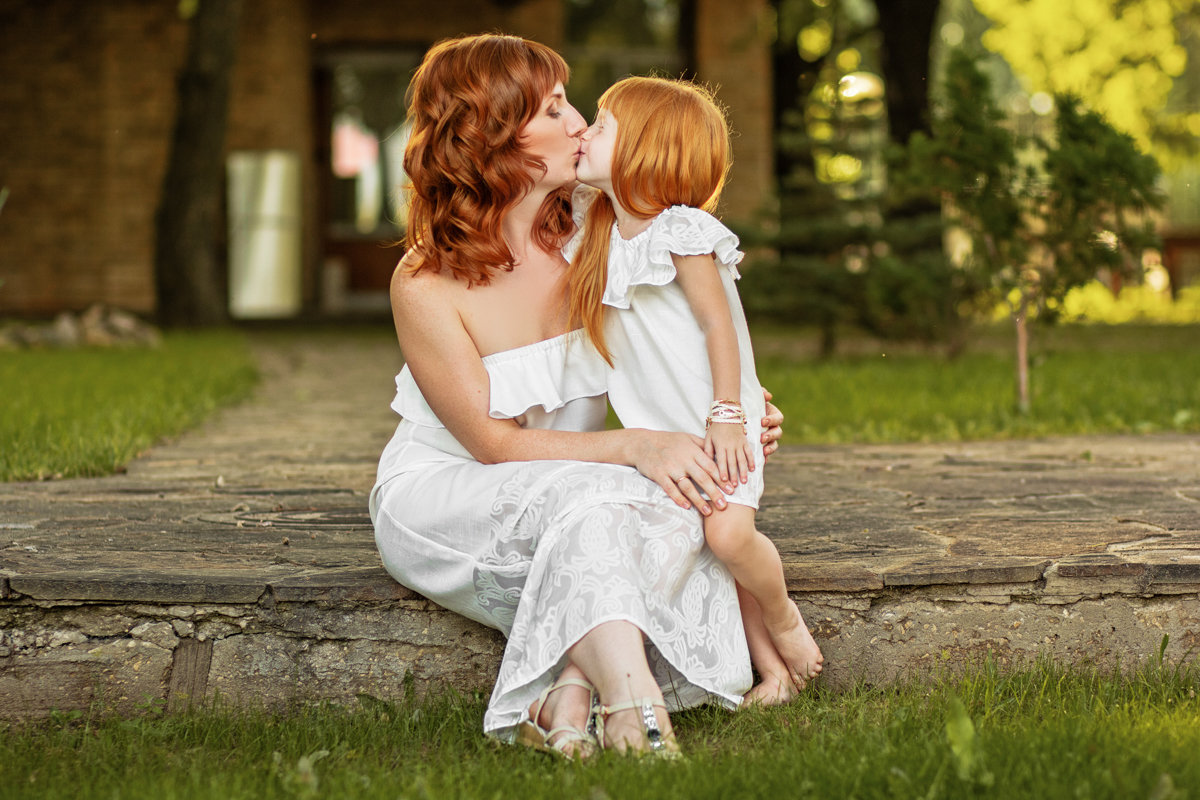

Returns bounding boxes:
[760,387,784,460]
[627,429,731,515]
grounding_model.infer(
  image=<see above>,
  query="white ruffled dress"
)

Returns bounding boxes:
[565,188,766,508]
[369,328,751,740]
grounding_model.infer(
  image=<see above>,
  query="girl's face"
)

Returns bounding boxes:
[520,82,587,190]
[576,108,617,192]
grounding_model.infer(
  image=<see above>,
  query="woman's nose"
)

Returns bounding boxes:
[566,104,587,137]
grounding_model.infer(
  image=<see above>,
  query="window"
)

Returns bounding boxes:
[319,49,423,239]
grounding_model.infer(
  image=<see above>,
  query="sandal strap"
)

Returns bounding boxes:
[594,697,673,753]
[544,724,591,752]
[596,697,667,715]
[530,677,597,724]
[550,677,596,694]
[520,676,600,758]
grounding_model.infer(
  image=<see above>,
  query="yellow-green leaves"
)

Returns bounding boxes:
[972,0,1197,163]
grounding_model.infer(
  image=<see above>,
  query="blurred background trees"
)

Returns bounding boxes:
[896,50,1163,412]
[740,0,1199,371]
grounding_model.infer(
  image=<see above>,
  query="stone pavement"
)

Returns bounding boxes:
[1,329,1198,719]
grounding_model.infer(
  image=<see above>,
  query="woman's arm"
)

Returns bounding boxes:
[390,265,730,513]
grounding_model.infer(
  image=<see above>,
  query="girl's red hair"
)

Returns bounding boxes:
[569,77,731,362]
[402,34,573,284]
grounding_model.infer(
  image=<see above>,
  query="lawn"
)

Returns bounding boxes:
[2,654,1197,799]
[752,323,1200,444]
[0,330,257,481]
[4,323,1198,481]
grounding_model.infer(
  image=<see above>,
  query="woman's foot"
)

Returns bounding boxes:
[596,698,681,758]
[765,605,824,690]
[516,672,597,759]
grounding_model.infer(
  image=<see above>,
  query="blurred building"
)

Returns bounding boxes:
[0,0,773,318]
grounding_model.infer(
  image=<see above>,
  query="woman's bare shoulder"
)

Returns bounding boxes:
[390,251,465,331]
[393,251,452,299]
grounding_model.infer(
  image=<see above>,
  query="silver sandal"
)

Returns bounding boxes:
[593,697,682,759]
[514,677,598,759]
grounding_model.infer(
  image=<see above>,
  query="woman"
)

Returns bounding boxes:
[369,33,783,756]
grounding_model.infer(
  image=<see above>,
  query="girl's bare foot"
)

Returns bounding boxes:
[765,605,824,689]
[742,670,801,706]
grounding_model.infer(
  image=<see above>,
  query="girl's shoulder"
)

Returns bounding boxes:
[652,204,722,229]
[646,206,743,269]
[603,206,745,310]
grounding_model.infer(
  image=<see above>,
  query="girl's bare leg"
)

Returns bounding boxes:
[706,505,823,689]
[738,584,801,705]
[568,620,677,754]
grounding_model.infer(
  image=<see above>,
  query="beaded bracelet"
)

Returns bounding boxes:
[706,399,746,431]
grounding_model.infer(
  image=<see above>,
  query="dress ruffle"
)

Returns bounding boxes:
[483,329,608,419]
[389,329,608,425]
[603,206,744,310]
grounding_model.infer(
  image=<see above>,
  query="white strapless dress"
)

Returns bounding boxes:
[369,329,751,740]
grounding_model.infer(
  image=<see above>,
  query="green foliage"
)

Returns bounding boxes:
[945,696,994,787]
[1054,283,1200,324]
[0,331,256,481]
[895,49,1030,302]
[894,48,1165,412]
[745,2,983,354]
[3,659,1198,799]
[900,48,1165,312]
[1038,97,1164,311]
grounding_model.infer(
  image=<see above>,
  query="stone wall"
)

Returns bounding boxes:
[0,1,184,314]
[0,578,507,718]
[3,575,1196,720]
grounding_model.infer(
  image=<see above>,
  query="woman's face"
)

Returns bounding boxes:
[520,82,587,189]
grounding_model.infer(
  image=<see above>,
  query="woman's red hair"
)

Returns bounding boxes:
[568,77,731,362]
[402,34,574,284]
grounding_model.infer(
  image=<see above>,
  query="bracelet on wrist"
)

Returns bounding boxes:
[706,399,746,431]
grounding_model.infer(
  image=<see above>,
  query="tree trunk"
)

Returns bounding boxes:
[153,0,243,327]
[874,0,941,147]
[1013,293,1031,415]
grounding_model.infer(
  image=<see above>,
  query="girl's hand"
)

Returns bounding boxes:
[704,422,754,487]
[761,387,784,460]
[628,429,729,515]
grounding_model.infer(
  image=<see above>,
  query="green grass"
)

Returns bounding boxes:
[0,330,257,481]
[752,324,1200,443]
[2,656,1197,799]
[6,322,1198,481]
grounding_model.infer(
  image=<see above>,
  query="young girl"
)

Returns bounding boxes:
[566,76,823,702]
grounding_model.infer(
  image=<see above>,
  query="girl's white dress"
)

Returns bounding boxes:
[565,187,766,508]
[369,329,751,741]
